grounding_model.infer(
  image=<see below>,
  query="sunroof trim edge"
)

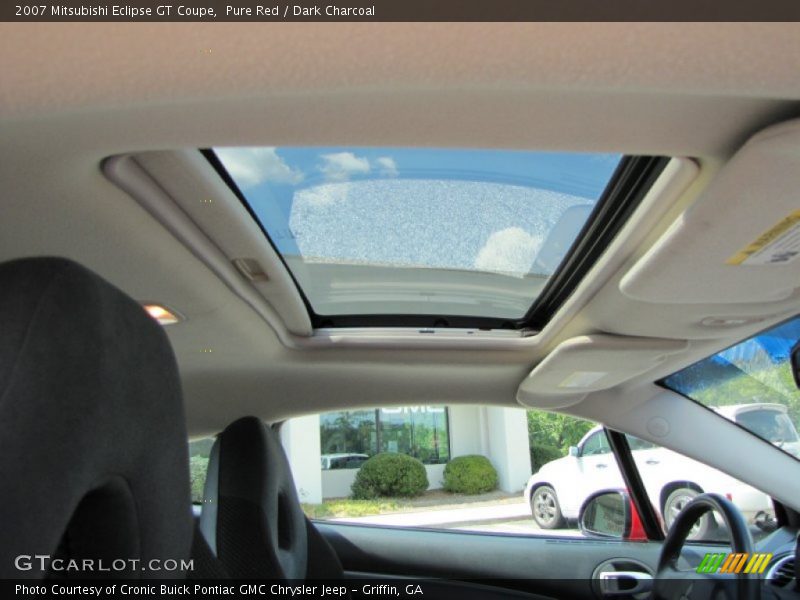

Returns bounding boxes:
[204,148,667,331]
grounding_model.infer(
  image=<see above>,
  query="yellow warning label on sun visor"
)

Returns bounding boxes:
[727,210,800,266]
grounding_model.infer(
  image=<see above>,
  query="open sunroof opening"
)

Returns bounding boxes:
[206,147,667,330]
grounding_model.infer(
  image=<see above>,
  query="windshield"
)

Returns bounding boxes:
[736,409,798,444]
[662,316,800,459]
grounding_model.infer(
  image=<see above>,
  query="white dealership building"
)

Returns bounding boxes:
[281,405,532,505]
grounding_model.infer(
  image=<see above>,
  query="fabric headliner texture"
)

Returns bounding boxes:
[0,257,193,579]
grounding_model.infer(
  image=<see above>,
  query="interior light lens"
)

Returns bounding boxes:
[142,304,182,326]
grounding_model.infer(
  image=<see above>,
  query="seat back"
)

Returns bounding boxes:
[0,257,193,579]
[200,416,343,579]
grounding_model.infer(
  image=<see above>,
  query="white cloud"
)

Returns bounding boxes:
[375,157,399,177]
[320,152,371,181]
[474,227,543,276]
[215,147,303,188]
[293,182,350,209]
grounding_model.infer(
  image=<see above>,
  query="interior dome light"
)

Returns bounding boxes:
[142,303,183,326]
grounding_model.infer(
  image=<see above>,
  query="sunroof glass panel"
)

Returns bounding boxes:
[214,147,622,322]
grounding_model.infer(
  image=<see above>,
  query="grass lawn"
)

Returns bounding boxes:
[302,489,521,519]
[302,498,408,519]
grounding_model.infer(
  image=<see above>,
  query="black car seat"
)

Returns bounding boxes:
[0,257,194,579]
[198,416,344,579]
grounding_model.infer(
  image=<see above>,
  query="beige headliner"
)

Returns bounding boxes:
[2,23,800,438]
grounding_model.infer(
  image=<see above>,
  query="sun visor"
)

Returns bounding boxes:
[517,334,688,409]
[621,118,800,305]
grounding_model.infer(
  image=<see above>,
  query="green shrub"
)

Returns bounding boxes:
[442,455,498,494]
[190,455,209,503]
[530,444,562,471]
[351,453,428,499]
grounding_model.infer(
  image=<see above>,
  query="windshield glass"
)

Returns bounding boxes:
[736,409,798,444]
[662,316,800,459]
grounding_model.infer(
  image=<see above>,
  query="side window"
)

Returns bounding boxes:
[581,431,611,456]
[627,434,775,544]
[626,435,657,451]
[282,405,603,539]
[189,437,214,503]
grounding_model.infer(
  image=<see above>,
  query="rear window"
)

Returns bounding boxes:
[189,437,214,503]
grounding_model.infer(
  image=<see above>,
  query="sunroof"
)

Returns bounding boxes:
[208,147,664,330]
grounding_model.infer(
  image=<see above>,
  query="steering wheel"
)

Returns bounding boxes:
[654,492,760,600]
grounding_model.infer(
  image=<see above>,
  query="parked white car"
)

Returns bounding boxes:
[713,403,800,458]
[524,409,789,538]
[320,453,369,470]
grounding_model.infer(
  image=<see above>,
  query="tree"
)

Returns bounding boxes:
[527,411,594,455]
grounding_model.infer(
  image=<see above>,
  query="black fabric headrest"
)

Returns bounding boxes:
[0,257,193,579]
[200,417,308,579]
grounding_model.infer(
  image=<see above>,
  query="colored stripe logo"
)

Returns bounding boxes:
[697,553,772,574]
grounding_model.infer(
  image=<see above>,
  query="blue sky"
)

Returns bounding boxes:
[215,147,620,277]
[719,318,800,367]
[665,317,800,401]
